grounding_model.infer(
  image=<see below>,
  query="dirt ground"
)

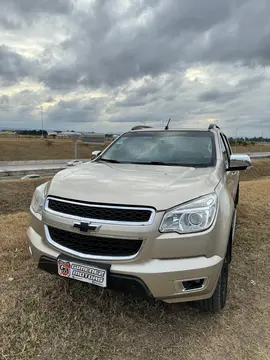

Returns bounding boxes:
[0,137,270,161]
[0,168,270,359]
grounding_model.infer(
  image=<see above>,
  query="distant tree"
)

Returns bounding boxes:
[17,129,47,136]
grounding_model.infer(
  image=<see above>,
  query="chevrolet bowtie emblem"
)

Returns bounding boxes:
[73,222,101,233]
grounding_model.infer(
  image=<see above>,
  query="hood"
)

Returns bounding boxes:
[47,162,220,210]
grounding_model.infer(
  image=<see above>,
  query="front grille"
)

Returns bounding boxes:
[47,226,142,257]
[47,198,153,223]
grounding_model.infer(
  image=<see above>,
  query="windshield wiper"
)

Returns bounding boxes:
[130,161,173,166]
[100,158,122,164]
[100,159,200,167]
[100,159,171,165]
[130,161,196,167]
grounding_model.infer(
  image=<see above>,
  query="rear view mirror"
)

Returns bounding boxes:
[228,154,251,171]
[92,150,101,159]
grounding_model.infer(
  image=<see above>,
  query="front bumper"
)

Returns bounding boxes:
[28,226,223,303]
[38,255,153,299]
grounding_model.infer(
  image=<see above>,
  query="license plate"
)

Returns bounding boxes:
[57,259,107,288]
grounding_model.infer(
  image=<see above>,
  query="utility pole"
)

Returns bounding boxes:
[71,134,80,159]
[260,130,263,153]
[40,105,44,137]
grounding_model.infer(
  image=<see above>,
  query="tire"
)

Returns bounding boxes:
[194,252,229,314]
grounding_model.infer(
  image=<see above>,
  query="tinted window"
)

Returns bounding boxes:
[220,134,229,167]
[223,135,232,155]
[100,131,216,167]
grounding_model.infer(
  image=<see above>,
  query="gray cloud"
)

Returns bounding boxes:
[0,0,74,29]
[46,98,105,124]
[198,89,239,103]
[1,89,46,109]
[8,0,73,14]
[260,119,270,126]
[108,114,150,124]
[45,96,55,103]
[0,95,10,104]
[194,2,270,66]
[236,73,266,88]
[13,90,43,107]
[40,0,270,91]
[0,14,24,30]
[1,0,270,137]
[41,0,229,89]
[0,45,36,86]
[115,77,179,108]
[41,66,81,91]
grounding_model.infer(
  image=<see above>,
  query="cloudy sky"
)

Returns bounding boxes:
[1,0,270,136]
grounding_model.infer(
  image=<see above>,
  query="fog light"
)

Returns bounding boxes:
[182,278,205,291]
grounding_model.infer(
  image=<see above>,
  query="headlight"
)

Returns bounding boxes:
[30,182,50,215]
[159,193,218,234]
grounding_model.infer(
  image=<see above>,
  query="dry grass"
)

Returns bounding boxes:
[0,138,107,161]
[240,159,270,181]
[232,143,270,153]
[0,177,52,214]
[0,177,270,359]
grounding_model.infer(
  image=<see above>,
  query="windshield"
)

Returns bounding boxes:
[100,131,216,167]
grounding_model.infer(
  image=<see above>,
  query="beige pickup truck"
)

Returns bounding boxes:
[28,124,251,313]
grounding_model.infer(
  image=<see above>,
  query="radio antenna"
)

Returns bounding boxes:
[165,118,171,130]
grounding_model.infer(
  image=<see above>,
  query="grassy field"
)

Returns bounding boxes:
[231,143,270,153]
[0,138,106,161]
[240,159,270,181]
[0,164,270,359]
[0,137,270,161]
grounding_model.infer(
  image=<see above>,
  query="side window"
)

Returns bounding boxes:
[223,135,232,155]
[219,134,229,168]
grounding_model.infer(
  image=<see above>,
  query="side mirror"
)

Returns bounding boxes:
[92,150,101,159]
[228,154,252,171]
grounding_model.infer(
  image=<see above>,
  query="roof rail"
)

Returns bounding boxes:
[131,125,152,130]
[208,124,220,130]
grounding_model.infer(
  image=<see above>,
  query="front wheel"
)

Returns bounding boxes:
[194,254,229,313]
